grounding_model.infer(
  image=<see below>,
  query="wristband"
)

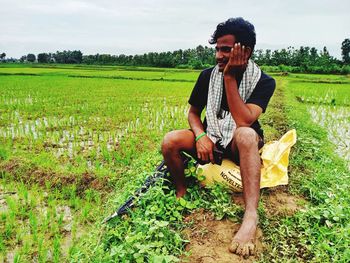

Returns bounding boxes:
[195,132,206,142]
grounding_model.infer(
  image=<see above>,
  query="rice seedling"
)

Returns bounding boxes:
[309,105,350,168]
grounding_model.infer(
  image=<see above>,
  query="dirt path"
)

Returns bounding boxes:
[181,190,304,263]
[181,209,262,263]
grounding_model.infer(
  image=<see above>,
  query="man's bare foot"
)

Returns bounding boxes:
[229,212,258,257]
[175,186,187,198]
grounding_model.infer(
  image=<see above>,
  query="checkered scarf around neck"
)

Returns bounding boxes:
[206,59,262,148]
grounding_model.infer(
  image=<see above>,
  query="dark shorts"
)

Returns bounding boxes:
[190,128,264,165]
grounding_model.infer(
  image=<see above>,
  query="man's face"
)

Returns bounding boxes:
[215,34,236,72]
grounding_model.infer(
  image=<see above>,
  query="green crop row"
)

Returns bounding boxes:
[0,64,199,82]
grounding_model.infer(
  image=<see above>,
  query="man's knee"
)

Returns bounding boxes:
[161,131,182,156]
[233,127,259,149]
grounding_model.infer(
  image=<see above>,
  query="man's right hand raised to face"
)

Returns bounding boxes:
[223,42,251,78]
[195,134,215,164]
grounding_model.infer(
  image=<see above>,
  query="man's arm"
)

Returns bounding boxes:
[188,105,205,137]
[224,76,262,127]
[188,105,215,164]
[223,43,262,127]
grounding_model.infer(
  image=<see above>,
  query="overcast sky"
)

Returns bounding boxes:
[1,0,349,59]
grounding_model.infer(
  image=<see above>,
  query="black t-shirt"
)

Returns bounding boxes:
[188,67,275,140]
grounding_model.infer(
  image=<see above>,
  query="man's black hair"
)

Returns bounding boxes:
[209,17,256,51]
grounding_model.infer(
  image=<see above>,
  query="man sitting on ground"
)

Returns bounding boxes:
[161,17,275,257]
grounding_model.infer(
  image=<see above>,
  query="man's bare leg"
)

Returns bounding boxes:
[161,130,196,198]
[229,127,261,257]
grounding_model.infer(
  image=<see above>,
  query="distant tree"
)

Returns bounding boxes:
[37,53,50,63]
[252,49,264,64]
[53,51,64,63]
[341,38,350,64]
[53,50,82,64]
[201,46,215,65]
[20,55,27,62]
[291,46,309,67]
[5,57,17,63]
[271,49,289,66]
[0,52,6,61]
[264,49,272,65]
[27,53,36,62]
[309,47,319,64]
[70,50,83,63]
[82,54,97,64]
[321,46,330,57]
[48,53,55,63]
[318,46,331,66]
[195,45,205,63]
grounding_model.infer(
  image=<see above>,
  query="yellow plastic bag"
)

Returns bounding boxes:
[197,129,297,192]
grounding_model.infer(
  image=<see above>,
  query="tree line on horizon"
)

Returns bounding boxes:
[1,38,349,74]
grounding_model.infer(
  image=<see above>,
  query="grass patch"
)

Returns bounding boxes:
[259,76,350,262]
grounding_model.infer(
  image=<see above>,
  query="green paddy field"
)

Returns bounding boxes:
[0,64,349,262]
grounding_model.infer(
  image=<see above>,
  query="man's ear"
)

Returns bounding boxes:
[245,47,252,59]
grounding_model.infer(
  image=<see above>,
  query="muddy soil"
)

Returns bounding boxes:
[181,188,305,262]
[1,158,110,195]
